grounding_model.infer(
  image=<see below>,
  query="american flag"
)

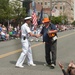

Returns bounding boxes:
[31,1,37,26]
[32,11,37,26]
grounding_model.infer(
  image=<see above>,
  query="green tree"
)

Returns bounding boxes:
[0,0,27,26]
[0,0,10,23]
[61,15,68,24]
[10,0,26,24]
[72,21,75,26]
[51,16,62,24]
[50,15,67,25]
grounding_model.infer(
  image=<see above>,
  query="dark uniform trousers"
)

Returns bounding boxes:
[45,40,57,65]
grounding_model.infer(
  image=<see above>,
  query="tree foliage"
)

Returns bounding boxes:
[0,0,10,20]
[72,21,75,25]
[50,15,68,25]
[0,0,26,25]
[9,0,26,24]
[51,16,62,24]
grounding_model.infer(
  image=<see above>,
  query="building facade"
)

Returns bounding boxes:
[9,0,74,23]
[35,0,74,23]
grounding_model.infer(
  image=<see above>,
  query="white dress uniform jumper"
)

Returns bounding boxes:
[15,23,36,68]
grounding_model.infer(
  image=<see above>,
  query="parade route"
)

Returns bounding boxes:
[0,29,75,75]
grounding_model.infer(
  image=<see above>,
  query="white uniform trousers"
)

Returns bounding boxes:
[16,40,34,66]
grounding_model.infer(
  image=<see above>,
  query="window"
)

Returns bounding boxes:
[38,2,39,4]
[45,2,47,5]
[60,6,62,9]
[55,7,57,9]
[41,2,43,5]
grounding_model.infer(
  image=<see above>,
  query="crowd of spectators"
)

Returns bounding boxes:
[56,24,74,32]
[0,23,74,42]
[0,23,21,41]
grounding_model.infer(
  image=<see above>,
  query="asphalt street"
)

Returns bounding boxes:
[0,29,75,75]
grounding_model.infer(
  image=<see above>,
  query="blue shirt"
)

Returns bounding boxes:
[40,23,57,42]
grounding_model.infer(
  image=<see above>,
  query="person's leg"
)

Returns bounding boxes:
[1,35,6,41]
[27,43,36,66]
[45,43,51,65]
[51,41,57,65]
[27,47,33,64]
[16,42,28,67]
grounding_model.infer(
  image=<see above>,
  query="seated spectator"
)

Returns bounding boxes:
[9,28,18,39]
[8,25,14,39]
[0,24,2,41]
[0,24,2,32]
[12,29,17,39]
[9,30,13,39]
[58,61,75,75]
[1,31,6,41]
[6,33,9,40]
[0,25,9,41]
[15,28,21,39]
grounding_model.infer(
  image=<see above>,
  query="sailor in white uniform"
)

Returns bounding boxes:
[15,17,37,68]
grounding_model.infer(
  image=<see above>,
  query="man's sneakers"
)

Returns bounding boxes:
[28,63,36,66]
[44,63,55,69]
[15,65,24,68]
[15,63,36,68]
[50,64,55,69]
[44,63,50,66]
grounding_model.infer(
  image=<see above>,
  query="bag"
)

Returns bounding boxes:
[47,24,58,41]
[47,26,57,38]
[48,31,55,37]
[52,36,58,41]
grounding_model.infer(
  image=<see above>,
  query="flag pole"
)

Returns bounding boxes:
[31,0,37,28]
[50,0,52,21]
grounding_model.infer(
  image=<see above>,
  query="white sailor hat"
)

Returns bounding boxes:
[24,17,32,20]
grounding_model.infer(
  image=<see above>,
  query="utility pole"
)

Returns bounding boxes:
[50,0,52,20]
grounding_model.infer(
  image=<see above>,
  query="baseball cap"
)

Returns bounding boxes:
[24,17,32,20]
